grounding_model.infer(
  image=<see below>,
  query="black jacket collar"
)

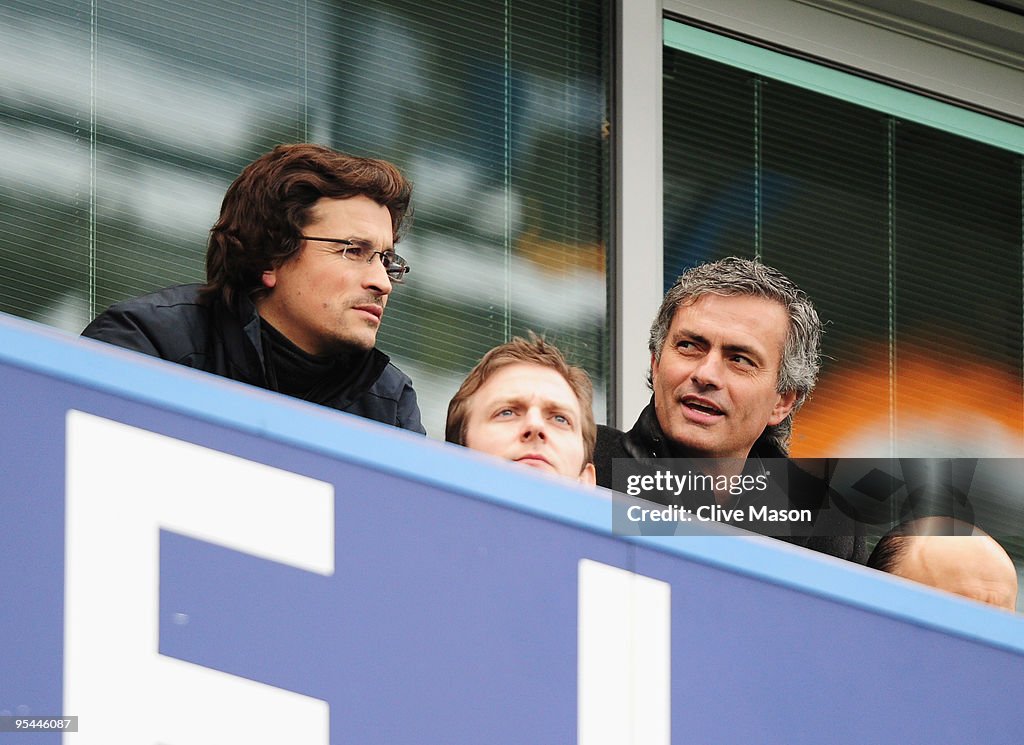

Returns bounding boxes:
[218,290,390,407]
[623,398,786,462]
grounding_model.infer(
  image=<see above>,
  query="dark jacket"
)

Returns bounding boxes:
[595,400,867,563]
[82,284,425,434]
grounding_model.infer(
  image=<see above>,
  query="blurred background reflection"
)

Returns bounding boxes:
[0,0,611,437]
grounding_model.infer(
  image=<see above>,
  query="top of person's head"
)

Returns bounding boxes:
[202,143,412,308]
[868,516,1018,612]
[647,256,821,453]
[445,335,596,465]
[867,516,975,573]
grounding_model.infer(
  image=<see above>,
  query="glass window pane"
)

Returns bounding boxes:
[662,37,1024,459]
[0,0,92,326]
[0,0,612,438]
[663,52,755,283]
[663,22,1024,580]
[892,123,1023,454]
[759,81,891,453]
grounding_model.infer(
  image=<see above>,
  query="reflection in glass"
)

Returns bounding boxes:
[0,0,611,437]
[663,42,1023,460]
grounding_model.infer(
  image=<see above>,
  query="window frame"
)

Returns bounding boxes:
[613,0,1024,428]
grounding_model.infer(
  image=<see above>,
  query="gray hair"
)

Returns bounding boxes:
[648,257,822,453]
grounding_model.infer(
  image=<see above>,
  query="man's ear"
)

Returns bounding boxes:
[767,390,798,426]
[578,462,596,487]
[650,352,659,384]
[261,268,277,289]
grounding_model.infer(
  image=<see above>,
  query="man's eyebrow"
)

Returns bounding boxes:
[542,397,584,418]
[671,329,704,343]
[671,329,765,360]
[341,235,394,251]
[722,342,763,359]
[488,396,525,409]
[669,328,708,345]
[488,395,579,414]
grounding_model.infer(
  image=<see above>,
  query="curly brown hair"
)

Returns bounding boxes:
[202,143,412,308]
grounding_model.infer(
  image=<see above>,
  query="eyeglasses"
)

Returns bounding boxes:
[300,236,410,283]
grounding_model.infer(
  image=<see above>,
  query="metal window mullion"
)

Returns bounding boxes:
[614,0,664,428]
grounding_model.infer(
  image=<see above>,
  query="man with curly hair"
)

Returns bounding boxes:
[83,144,423,433]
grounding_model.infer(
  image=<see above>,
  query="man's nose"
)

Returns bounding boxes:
[520,407,547,440]
[363,254,393,296]
[691,351,724,388]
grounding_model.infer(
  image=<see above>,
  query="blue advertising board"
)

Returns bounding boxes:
[1,312,1023,744]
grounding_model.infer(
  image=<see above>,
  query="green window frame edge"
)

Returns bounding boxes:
[664,19,1024,155]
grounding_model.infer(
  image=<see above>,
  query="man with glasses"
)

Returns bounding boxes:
[83,143,424,433]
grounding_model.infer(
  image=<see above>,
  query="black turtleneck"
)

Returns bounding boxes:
[259,319,378,405]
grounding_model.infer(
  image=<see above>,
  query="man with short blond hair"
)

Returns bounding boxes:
[447,336,596,484]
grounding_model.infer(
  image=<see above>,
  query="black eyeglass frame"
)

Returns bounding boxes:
[300,235,410,282]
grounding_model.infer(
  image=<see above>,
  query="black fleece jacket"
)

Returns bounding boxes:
[82,283,425,434]
[595,400,866,563]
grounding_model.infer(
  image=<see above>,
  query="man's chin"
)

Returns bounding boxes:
[327,332,377,355]
[662,426,721,458]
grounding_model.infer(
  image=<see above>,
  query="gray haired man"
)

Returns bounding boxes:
[596,256,865,561]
